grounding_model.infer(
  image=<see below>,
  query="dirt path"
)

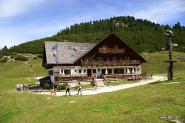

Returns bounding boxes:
[39,75,167,96]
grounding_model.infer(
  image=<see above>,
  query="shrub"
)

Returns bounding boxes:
[10,55,15,59]
[37,54,43,58]
[42,82,52,89]
[33,56,37,59]
[14,55,28,61]
[58,83,67,90]
[72,86,79,90]
[0,59,8,63]
[0,56,9,63]
[0,54,3,59]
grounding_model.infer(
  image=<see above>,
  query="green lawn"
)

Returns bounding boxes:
[0,58,47,90]
[108,80,136,86]
[0,52,185,123]
[142,51,185,75]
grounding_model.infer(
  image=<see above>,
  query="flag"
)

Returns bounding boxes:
[51,43,59,63]
[52,43,58,51]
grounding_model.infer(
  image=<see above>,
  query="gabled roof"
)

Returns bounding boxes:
[76,33,146,63]
[44,33,146,66]
[44,41,96,64]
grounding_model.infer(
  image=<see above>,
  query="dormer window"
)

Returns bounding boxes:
[97,57,103,61]
[125,56,130,60]
[114,45,119,48]
[102,45,108,48]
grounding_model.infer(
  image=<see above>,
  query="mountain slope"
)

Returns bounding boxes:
[8,16,185,54]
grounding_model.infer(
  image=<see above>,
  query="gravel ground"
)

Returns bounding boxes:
[36,75,167,96]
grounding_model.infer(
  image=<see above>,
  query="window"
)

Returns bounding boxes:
[114,69,124,74]
[84,57,88,61]
[79,69,82,73]
[102,45,108,48]
[80,47,85,51]
[48,70,53,75]
[112,57,117,61]
[109,45,113,48]
[64,70,71,75]
[97,57,103,61]
[114,45,119,48]
[124,56,130,60]
[129,68,133,73]
[108,69,112,74]
[60,70,63,74]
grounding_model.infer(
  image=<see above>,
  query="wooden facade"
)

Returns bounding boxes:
[43,33,146,82]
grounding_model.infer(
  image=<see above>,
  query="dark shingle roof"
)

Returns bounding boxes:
[45,41,96,64]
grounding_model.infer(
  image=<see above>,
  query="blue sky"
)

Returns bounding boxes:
[0,0,185,48]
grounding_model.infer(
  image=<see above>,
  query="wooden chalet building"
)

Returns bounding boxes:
[43,33,146,83]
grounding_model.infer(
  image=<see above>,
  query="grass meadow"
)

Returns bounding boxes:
[0,51,185,123]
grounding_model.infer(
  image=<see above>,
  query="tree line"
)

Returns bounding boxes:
[57,16,184,35]
[1,16,185,56]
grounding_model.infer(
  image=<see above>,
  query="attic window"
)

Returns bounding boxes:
[73,46,77,51]
[102,45,107,48]
[97,57,103,61]
[114,45,119,48]
[68,46,73,50]
[80,48,85,51]
[125,56,130,60]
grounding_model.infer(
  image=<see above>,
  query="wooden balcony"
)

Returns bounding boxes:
[81,60,140,66]
[99,48,125,54]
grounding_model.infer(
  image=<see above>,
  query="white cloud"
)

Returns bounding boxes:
[0,0,47,18]
[0,0,185,49]
[0,19,72,48]
[67,0,185,25]
[0,37,17,48]
[132,0,185,24]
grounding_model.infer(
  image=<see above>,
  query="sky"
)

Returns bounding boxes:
[0,0,185,48]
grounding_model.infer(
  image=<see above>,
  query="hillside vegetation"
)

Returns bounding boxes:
[2,16,185,55]
[0,51,184,90]
[0,52,185,123]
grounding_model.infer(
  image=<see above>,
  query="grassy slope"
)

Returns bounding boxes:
[0,52,185,123]
[142,51,185,77]
[10,30,185,54]
[0,82,185,123]
[0,58,47,90]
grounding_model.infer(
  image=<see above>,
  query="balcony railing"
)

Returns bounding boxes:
[99,48,125,54]
[81,60,140,66]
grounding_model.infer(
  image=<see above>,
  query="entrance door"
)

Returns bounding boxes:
[93,69,96,78]
[102,69,105,75]
[87,69,91,76]
[93,69,96,73]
